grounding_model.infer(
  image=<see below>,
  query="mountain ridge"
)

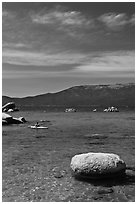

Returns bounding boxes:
[2,83,135,110]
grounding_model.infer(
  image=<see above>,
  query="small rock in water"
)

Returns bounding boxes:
[70,152,126,179]
[2,119,8,125]
[52,167,66,178]
[97,188,114,194]
[92,196,104,201]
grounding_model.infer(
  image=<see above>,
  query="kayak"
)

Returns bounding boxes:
[28,126,48,129]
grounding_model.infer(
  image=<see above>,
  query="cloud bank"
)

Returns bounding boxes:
[2,3,135,96]
[98,13,135,31]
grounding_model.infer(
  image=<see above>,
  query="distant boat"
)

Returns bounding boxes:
[104,106,119,112]
[65,108,76,112]
[93,109,97,112]
[28,125,48,129]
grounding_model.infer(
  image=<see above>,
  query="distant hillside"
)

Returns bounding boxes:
[2,83,135,110]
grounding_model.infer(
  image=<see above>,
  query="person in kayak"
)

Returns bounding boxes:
[35,122,40,127]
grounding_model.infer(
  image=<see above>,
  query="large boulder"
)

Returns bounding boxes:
[2,102,19,112]
[2,112,26,125]
[2,102,15,112]
[70,152,126,179]
[18,117,27,123]
[11,118,24,124]
[2,113,13,123]
[11,117,27,124]
[7,109,14,112]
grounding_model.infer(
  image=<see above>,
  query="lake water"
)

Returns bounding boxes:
[2,111,135,202]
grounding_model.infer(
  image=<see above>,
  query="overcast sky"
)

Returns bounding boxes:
[2,2,135,97]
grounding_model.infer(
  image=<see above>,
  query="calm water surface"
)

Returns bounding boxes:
[2,111,135,202]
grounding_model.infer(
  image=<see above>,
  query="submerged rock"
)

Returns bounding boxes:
[70,152,126,179]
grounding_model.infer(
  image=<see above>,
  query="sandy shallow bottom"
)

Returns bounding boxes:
[2,111,135,202]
